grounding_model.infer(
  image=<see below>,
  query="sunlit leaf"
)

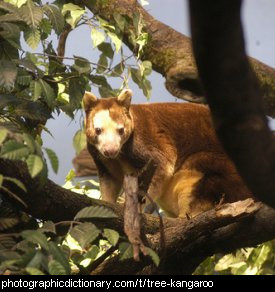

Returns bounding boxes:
[24,27,40,49]
[0,128,8,145]
[70,222,100,249]
[25,267,45,275]
[62,3,85,28]
[73,129,86,155]
[146,247,160,266]
[91,27,105,48]
[26,154,43,178]
[107,31,122,52]
[103,229,119,246]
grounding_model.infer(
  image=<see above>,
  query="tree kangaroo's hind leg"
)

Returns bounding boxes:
[160,152,251,218]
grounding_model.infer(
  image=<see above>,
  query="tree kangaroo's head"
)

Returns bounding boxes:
[83,89,134,158]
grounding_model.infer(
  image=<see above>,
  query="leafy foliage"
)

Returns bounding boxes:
[194,241,275,275]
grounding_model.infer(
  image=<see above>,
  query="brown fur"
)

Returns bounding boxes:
[84,93,252,217]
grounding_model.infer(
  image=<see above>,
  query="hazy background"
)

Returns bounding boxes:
[41,0,275,185]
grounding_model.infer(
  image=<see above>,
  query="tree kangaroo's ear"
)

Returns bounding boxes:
[83,91,98,111]
[117,89,133,109]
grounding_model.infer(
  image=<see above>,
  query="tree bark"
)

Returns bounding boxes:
[189,0,275,209]
[74,0,275,117]
[1,158,275,275]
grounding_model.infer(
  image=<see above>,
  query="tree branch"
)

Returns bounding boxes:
[189,0,275,208]
[1,157,274,274]
[91,200,275,275]
[75,0,275,117]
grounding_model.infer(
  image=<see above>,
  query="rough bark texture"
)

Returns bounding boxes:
[189,0,275,209]
[1,158,275,274]
[73,0,275,117]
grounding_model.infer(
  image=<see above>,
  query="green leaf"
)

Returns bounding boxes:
[0,22,20,44]
[21,230,49,251]
[24,27,40,49]
[0,140,30,160]
[0,13,22,23]
[18,1,43,27]
[16,71,32,86]
[38,79,56,108]
[22,133,36,153]
[90,75,112,89]
[111,62,125,77]
[73,56,91,74]
[0,128,8,145]
[48,259,66,275]
[130,68,142,85]
[43,4,64,34]
[85,245,100,260]
[0,217,19,231]
[141,60,152,76]
[48,242,71,275]
[40,18,52,36]
[91,27,105,48]
[74,206,118,220]
[44,148,59,174]
[0,174,3,187]
[98,42,114,59]
[0,60,17,89]
[113,13,126,31]
[25,267,45,275]
[4,176,27,192]
[103,229,119,246]
[62,3,85,28]
[107,31,122,52]
[26,154,43,178]
[146,247,160,267]
[29,80,41,101]
[96,53,108,74]
[119,242,133,261]
[23,250,45,269]
[141,78,152,99]
[40,221,56,234]
[73,129,86,155]
[0,2,17,12]
[70,222,100,249]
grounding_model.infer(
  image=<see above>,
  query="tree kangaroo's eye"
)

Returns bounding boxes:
[118,127,124,136]
[95,128,102,135]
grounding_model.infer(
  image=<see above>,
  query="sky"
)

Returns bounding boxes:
[41,0,275,185]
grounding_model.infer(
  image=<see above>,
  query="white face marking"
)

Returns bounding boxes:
[92,110,123,157]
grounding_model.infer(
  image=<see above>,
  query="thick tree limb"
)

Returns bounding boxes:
[91,199,275,275]
[1,158,274,274]
[74,0,275,117]
[189,0,275,209]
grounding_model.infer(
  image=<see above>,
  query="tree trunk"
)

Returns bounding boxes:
[189,0,275,209]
